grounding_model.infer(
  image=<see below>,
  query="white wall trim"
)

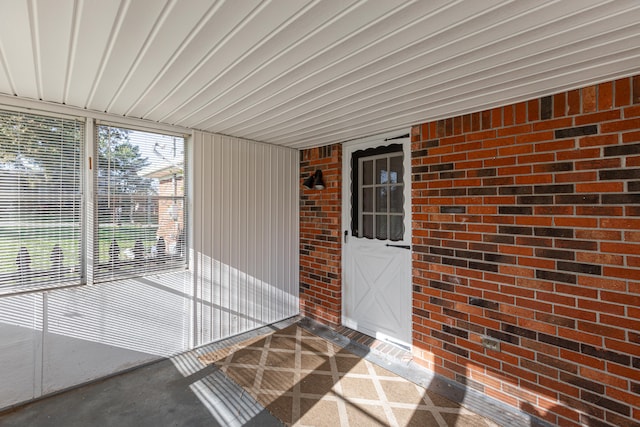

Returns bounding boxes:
[0,94,191,136]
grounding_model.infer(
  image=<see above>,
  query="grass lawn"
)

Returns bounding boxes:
[0,226,80,274]
[97,224,159,262]
[0,224,159,274]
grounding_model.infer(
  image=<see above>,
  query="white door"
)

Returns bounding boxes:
[342,131,412,349]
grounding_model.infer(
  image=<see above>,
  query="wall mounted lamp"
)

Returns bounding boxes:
[303,169,325,190]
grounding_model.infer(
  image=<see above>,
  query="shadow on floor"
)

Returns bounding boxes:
[0,317,552,427]
[0,357,281,427]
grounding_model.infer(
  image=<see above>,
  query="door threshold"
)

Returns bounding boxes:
[330,322,413,362]
[382,337,411,352]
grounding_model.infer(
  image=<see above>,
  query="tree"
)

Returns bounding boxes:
[0,110,82,220]
[97,126,154,224]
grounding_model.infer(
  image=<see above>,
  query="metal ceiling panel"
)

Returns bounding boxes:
[0,0,638,148]
[33,0,75,102]
[0,0,38,99]
[63,0,122,108]
[124,0,263,119]
[86,0,168,112]
[106,0,221,115]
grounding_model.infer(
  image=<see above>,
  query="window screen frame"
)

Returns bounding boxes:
[0,108,85,295]
[93,122,188,283]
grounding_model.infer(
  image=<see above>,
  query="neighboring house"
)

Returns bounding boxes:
[141,143,185,255]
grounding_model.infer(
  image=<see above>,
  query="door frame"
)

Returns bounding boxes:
[341,129,412,348]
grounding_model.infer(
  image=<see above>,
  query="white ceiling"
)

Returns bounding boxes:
[0,0,639,149]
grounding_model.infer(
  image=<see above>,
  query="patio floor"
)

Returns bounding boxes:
[0,317,546,427]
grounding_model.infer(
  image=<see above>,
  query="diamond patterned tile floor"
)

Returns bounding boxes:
[200,324,499,427]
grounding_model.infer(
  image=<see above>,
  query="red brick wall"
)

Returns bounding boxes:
[157,176,184,251]
[300,144,342,326]
[411,75,640,426]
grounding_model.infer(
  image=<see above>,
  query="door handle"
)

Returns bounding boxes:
[386,244,411,250]
[344,230,348,243]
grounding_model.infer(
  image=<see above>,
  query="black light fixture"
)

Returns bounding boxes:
[303,169,325,190]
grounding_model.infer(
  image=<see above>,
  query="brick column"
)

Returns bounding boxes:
[299,144,342,326]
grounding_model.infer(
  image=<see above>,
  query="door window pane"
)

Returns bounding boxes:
[376,158,387,184]
[376,215,387,240]
[390,215,404,241]
[389,185,403,213]
[389,155,403,183]
[362,188,373,212]
[362,160,374,185]
[362,215,373,239]
[376,187,387,212]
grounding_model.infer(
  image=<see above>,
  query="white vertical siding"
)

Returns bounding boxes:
[192,131,299,345]
[0,293,43,407]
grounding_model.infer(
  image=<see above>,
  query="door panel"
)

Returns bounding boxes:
[345,239,410,343]
[342,132,411,349]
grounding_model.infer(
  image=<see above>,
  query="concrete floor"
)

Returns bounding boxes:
[0,357,282,427]
[0,317,549,427]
